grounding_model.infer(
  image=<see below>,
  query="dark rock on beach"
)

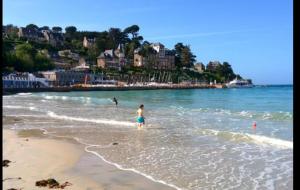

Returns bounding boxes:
[35,179,48,187]
[36,178,72,189]
[113,142,118,145]
[47,178,60,188]
[3,160,11,167]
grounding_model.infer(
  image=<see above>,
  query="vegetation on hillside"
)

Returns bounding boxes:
[3,24,242,83]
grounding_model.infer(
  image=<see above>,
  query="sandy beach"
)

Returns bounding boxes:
[3,129,104,190]
[3,129,175,190]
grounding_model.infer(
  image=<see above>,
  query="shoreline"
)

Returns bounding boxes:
[3,84,217,95]
[3,129,176,190]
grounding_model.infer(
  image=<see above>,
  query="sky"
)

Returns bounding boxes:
[3,0,293,84]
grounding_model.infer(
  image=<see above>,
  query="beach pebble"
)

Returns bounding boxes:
[112,142,118,145]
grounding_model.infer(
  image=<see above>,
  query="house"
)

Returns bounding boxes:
[194,62,205,73]
[83,36,96,48]
[42,30,64,47]
[151,43,165,57]
[206,61,221,72]
[96,44,126,70]
[18,27,45,42]
[18,27,64,47]
[133,43,175,70]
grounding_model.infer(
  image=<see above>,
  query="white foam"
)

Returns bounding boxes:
[247,134,293,149]
[29,106,36,110]
[37,128,183,190]
[17,93,32,96]
[4,105,37,110]
[202,129,293,149]
[3,105,25,109]
[47,111,136,127]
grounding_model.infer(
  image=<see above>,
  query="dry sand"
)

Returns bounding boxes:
[3,129,104,190]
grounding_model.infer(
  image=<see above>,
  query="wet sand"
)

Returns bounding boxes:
[3,129,175,190]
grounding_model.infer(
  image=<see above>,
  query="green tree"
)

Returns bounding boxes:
[87,45,99,64]
[181,45,196,68]
[70,39,83,51]
[4,24,19,39]
[108,28,124,49]
[65,26,77,34]
[174,43,184,68]
[123,25,140,39]
[26,24,39,30]
[15,43,36,72]
[174,43,196,68]
[222,62,236,81]
[65,26,77,41]
[95,31,109,52]
[52,26,62,33]
[34,52,54,71]
[39,26,50,31]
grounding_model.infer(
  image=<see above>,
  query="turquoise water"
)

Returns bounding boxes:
[3,85,293,190]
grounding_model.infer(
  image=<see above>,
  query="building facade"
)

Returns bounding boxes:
[83,36,96,48]
[133,43,175,70]
[194,62,205,73]
[18,27,45,42]
[96,44,126,70]
[18,28,64,47]
[42,30,64,47]
[3,73,50,88]
[206,61,222,72]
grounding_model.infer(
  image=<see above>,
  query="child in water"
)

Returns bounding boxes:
[136,104,145,129]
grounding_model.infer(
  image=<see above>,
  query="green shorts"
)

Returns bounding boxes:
[137,116,145,123]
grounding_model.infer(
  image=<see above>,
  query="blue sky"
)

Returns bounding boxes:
[4,0,293,84]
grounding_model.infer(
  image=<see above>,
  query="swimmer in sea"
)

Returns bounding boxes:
[136,104,145,129]
[113,97,118,107]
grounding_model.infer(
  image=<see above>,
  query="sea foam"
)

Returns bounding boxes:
[47,111,136,127]
[201,129,293,149]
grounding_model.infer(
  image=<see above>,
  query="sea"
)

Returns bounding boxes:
[3,85,293,190]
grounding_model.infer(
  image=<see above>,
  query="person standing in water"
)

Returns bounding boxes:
[113,97,118,107]
[136,104,145,129]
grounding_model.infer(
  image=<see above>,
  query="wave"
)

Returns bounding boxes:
[188,107,293,121]
[41,95,111,104]
[17,93,32,96]
[247,134,293,149]
[200,129,293,149]
[4,105,37,111]
[47,111,136,127]
[3,105,25,109]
